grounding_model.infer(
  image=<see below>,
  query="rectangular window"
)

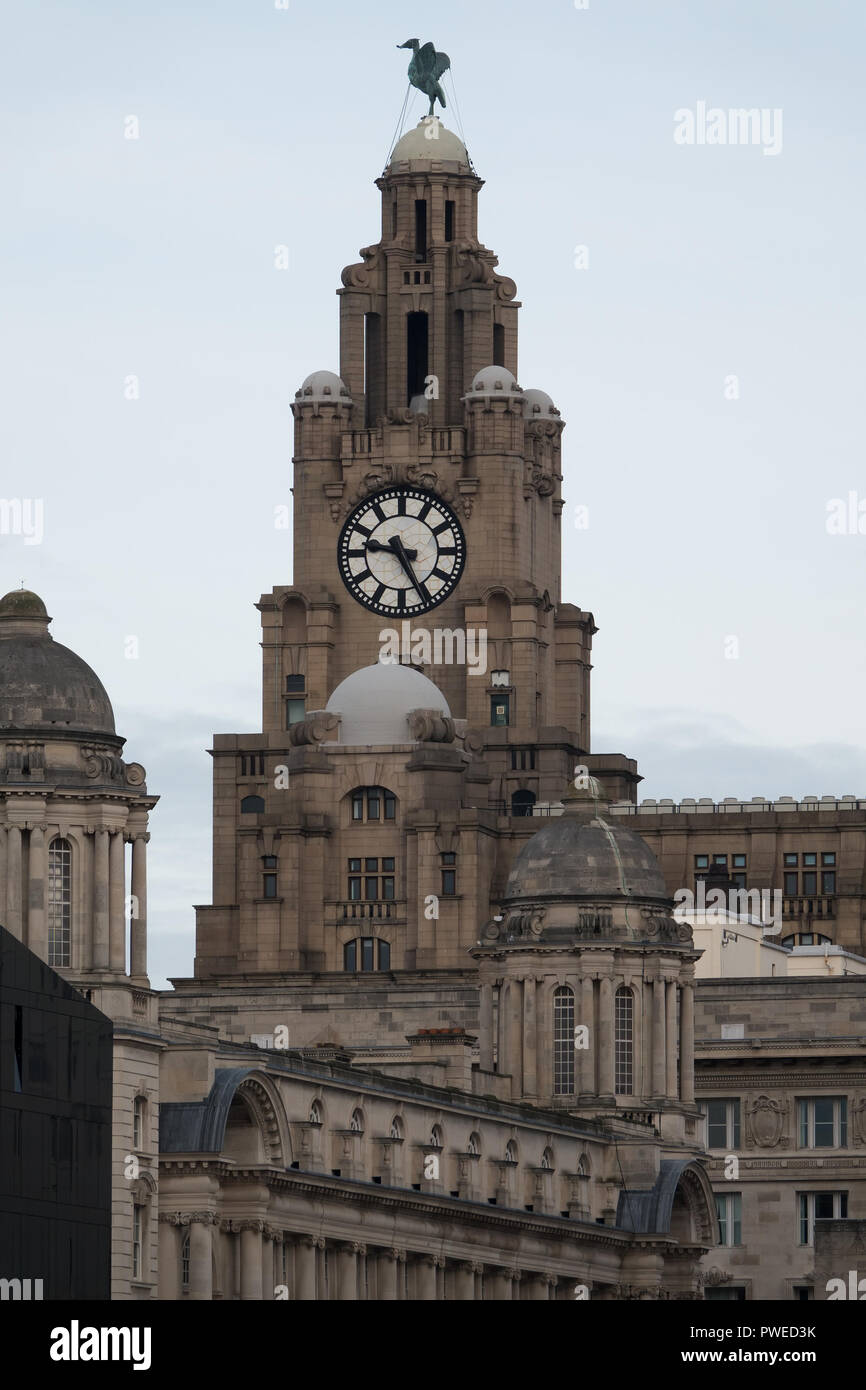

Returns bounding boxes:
[132,1206,143,1280]
[414,199,427,260]
[352,793,364,821]
[798,1097,847,1149]
[384,793,396,820]
[614,990,634,1095]
[14,1005,22,1093]
[803,852,817,867]
[364,877,378,900]
[378,940,391,971]
[263,874,278,899]
[822,871,836,894]
[348,878,361,900]
[285,675,305,693]
[364,857,378,872]
[441,870,456,896]
[701,1099,741,1150]
[799,1191,847,1245]
[715,1193,742,1246]
[382,857,395,872]
[802,871,817,895]
[361,938,375,972]
[490,695,510,727]
[822,852,836,866]
[713,854,728,866]
[784,852,799,866]
[731,872,747,890]
[695,855,709,870]
[444,200,455,242]
[286,698,305,726]
[380,877,394,899]
[784,872,798,896]
[732,854,747,868]
[344,940,357,972]
[368,791,380,820]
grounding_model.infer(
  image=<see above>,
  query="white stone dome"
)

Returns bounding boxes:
[325,661,450,745]
[464,366,524,398]
[388,118,470,169]
[296,370,352,403]
[523,388,561,419]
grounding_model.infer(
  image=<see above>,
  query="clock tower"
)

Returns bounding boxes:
[194,113,640,981]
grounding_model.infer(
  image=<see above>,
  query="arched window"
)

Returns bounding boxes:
[180,1232,190,1290]
[429,1124,443,1149]
[615,987,634,1095]
[309,1099,324,1126]
[350,786,396,823]
[133,1096,146,1151]
[344,938,391,972]
[350,1108,364,1134]
[541,1146,554,1171]
[553,985,575,1095]
[389,1115,404,1141]
[505,1138,518,1163]
[511,790,536,818]
[240,795,265,814]
[47,837,72,967]
[467,1132,481,1156]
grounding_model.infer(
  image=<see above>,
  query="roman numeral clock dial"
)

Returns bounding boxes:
[337,487,466,617]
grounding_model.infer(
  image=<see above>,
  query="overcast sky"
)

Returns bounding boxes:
[2,1,864,986]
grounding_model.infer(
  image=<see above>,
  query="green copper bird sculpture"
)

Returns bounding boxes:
[398,39,451,116]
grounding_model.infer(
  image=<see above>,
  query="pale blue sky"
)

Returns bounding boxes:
[2,1,864,985]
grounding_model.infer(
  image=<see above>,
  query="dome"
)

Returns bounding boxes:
[504,779,668,904]
[388,118,470,170]
[522,388,561,420]
[0,591,116,736]
[295,370,352,404]
[464,366,524,399]
[325,661,450,745]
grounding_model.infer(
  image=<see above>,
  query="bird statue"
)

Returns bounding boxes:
[397,39,451,117]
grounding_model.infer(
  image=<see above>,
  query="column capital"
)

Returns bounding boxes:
[420,1253,446,1269]
[176,1210,217,1227]
[390,1247,407,1263]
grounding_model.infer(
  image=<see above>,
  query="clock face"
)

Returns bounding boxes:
[337,487,466,617]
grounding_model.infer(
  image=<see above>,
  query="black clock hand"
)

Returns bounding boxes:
[388,535,426,597]
[367,536,417,560]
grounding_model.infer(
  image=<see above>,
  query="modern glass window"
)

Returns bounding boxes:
[614,987,634,1095]
[700,1099,741,1150]
[553,985,575,1095]
[799,1191,847,1245]
[490,695,510,727]
[47,837,72,967]
[798,1097,847,1149]
[133,1096,146,1151]
[715,1192,742,1246]
[350,786,396,821]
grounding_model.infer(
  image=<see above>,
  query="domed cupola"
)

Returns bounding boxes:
[0,589,117,738]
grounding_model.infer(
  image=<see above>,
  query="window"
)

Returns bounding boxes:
[490,695,510,727]
[822,871,836,894]
[407,311,429,402]
[799,1191,847,1245]
[414,200,427,260]
[132,1205,143,1280]
[803,852,817,867]
[822,852,836,866]
[803,871,817,895]
[47,837,72,967]
[444,200,455,242]
[614,987,634,1095]
[133,1096,146,1151]
[240,795,265,814]
[441,851,456,896]
[732,854,746,868]
[784,853,798,867]
[262,855,278,899]
[713,854,727,866]
[511,790,536,818]
[784,871,798,896]
[467,1132,480,1156]
[782,932,832,948]
[239,753,265,776]
[553,985,575,1096]
[510,748,537,771]
[493,323,505,369]
[350,1108,364,1133]
[347,857,395,900]
[344,938,391,972]
[715,1193,742,1246]
[706,1286,746,1301]
[350,786,396,822]
[180,1232,190,1291]
[695,854,709,870]
[286,699,305,727]
[309,1099,324,1125]
[700,1099,741,1150]
[285,674,305,692]
[798,1098,847,1149]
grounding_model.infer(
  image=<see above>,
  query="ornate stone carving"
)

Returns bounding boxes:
[81,744,124,782]
[287,711,341,747]
[125,762,146,787]
[852,1097,866,1145]
[503,907,545,939]
[340,244,380,289]
[407,709,456,743]
[746,1094,786,1148]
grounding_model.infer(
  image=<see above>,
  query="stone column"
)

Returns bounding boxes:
[579,975,595,1097]
[454,1261,479,1300]
[239,1221,263,1300]
[598,974,615,1100]
[6,825,22,940]
[652,976,666,1098]
[377,1248,399,1300]
[415,1254,439,1300]
[524,1271,552,1300]
[109,830,126,972]
[680,980,695,1103]
[295,1236,318,1300]
[522,977,537,1098]
[485,1268,512,1300]
[158,1218,180,1300]
[665,978,679,1098]
[508,978,523,1097]
[188,1216,214,1301]
[479,981,494,1071]
[130,833,148,979]
[497,981,510,1079]
[337,1242,360,1300]
[27,825,47,959]
[92,828,110,969]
